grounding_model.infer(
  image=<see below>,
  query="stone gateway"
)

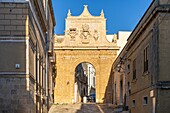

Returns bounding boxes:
[54,5,119,104]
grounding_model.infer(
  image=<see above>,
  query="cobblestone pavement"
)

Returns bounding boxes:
[49,103,116,113]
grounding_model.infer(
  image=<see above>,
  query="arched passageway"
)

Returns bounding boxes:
[74,62,96,103]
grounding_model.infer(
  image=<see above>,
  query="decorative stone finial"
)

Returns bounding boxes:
[80,5,91,17]
[84,5,88,8]
[67,9,71,17]
[100,9,104,17]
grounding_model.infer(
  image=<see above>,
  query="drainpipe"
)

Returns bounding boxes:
[45,37,49,110]
[45,0,49,111]
[155,14,160,113]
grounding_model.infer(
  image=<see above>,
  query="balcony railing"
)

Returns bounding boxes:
[48,40,54,55]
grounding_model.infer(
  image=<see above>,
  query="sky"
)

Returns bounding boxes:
[52,0,153,35]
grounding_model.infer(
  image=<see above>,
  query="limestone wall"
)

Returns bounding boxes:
[0,3,29,36]
[157,12,170,113]
[0,77,35,113]
[54,49,117,104]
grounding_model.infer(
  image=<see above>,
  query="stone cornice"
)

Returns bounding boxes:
[54,46,120,50]
[48,0,56,26]
[33,0,47,32]
[0,0,28,2]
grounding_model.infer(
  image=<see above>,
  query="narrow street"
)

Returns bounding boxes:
[49,103,118,113]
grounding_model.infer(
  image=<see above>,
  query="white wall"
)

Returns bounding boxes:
[117,31,131,56]
[106,34,117,43]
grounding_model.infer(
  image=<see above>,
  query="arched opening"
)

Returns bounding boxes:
[74,62,96,103]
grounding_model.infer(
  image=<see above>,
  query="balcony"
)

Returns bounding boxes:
[48,38,54,56]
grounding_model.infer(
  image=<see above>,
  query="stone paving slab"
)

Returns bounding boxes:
[49,103,118,113]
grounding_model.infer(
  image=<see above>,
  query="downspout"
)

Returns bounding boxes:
[124,59,127,111]
[156,12,159,113]
[156,1,160,113]
[45,37,49,110]
[45,0,49,110]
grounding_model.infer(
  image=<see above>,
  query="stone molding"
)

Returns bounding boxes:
[0,0,28,3]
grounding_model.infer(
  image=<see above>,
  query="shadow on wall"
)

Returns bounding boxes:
[0,78,36,113]
[103,69,114,104]
[0,78,48,113]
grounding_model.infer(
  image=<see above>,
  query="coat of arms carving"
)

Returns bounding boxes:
[93,30,99,41]
[80,24,91,44]
[67,28,78,41]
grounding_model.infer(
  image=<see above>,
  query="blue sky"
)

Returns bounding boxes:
[52,0,152,34]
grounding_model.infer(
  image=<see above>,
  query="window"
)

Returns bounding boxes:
[128,82,131,94]
[143,97,148,105]
[133,59,136,80]
[144,46,149,72]
[127,64,130,73]
[132,100,135,107]
[128,64,130,70]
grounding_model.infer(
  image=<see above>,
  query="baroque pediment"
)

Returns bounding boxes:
[54,5,119,50]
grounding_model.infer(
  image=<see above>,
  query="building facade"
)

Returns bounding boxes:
[0,0,55,113]
[111,0,170,113]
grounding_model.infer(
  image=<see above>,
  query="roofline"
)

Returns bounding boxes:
[126,0,163,51]
[49,0,56,26]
